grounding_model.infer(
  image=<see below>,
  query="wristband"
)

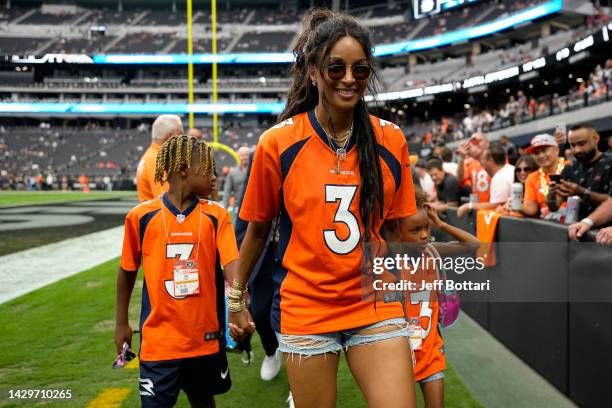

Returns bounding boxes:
[468,202,473,210]
[580,218,594,228]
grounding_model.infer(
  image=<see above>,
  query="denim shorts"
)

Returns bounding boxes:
[275,317,409,356]
[419,371,445,383]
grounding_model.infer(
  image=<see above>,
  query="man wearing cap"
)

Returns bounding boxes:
[521,133,567,218]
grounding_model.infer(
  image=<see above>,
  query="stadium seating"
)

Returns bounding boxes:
[250,8,303,25]
[19,10,77,25]
[45,37,116,54]
[233,31,294,52]
[169,38,233,54]
[138,10,183,26]
[0,6,26,24]
[106,33,175,54]
[0,122,262,185]
[0,0,553,58]
[0,37,49,54]
[79,8,143,26]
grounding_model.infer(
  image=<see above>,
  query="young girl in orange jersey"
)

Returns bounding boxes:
[115,135,253,408]
[389,188,479,407]
[229,9,419,408]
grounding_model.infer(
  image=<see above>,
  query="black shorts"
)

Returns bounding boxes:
[139,352,231,407]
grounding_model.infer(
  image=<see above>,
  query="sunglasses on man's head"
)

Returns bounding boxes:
[327,64,371,81]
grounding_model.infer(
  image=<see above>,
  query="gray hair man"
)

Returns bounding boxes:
[136,115,184,202]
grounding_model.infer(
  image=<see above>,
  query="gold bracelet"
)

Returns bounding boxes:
[227,298,245,313]
[231,279,246,291]
[227,287,246,301]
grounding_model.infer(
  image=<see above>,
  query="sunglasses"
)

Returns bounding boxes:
[516,167,532,172]
[327,64,371,81]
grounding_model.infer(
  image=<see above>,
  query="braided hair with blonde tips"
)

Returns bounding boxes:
[154,135,216,185]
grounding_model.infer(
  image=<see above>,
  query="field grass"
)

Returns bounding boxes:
[0,191,136,207]
[0,258,482,407]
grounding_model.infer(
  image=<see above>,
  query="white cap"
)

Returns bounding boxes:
[526,133,557,153]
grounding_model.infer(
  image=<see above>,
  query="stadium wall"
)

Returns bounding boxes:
[437,209,611,408]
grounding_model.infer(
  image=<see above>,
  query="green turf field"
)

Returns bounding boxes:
[0,258,482,407]
[0,191,136,207]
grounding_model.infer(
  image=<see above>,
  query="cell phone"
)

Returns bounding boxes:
[549,174,562,183]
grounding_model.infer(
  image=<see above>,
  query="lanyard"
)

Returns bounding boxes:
[539,158,565,197]
[160,197,202,260]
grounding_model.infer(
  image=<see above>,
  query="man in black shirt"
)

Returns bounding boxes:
[549,123,612,220]
[426,158,461,212]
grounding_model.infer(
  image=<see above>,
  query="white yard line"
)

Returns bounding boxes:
[0,226,124,304]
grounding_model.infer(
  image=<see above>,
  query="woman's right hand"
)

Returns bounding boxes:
[228,309,256,342]
[114,322,133,354]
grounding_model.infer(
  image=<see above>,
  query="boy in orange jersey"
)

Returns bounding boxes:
[115,135,253,407]
[386,189,479,407]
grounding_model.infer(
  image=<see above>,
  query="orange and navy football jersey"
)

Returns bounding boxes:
[136,143,169,203]
[239,110,417,334]
[402,251,446,381]
[120,194,239,361]
[461,158,491,203]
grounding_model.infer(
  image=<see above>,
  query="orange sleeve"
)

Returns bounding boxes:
[120,211,141,272]
[460,160,472,188]
[146,155,168,200]
[216,209,239,267]
[239,131,283,222]
[523,172,538,203]
[387,139,417,219]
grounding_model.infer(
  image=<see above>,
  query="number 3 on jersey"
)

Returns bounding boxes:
[323,185,360,255]
[410,290,433,339]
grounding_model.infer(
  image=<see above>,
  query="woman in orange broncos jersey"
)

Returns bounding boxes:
[230,8,420,408]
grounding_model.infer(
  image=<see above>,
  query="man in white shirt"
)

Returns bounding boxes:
[439,146,458,177]
[414,160,437,201]
[457,145,515,218]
